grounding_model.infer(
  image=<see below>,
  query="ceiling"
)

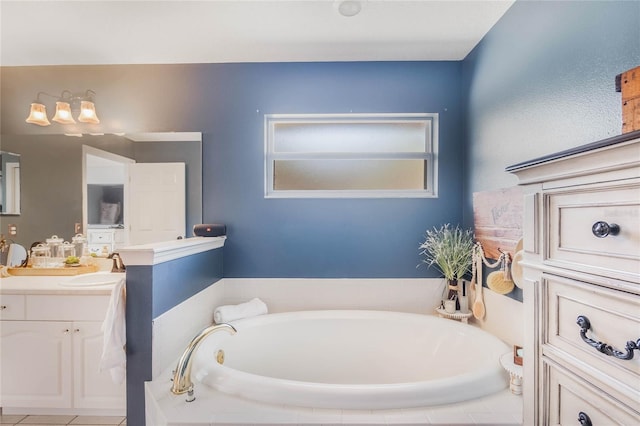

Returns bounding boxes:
[1,0,514,66]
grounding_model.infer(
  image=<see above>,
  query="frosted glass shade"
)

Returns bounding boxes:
[78,100,100,124]
[25,102,51,126]
[52,101,76,124]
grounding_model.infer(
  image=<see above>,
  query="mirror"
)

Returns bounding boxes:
[0,133,202,249]
[0,151,21,215]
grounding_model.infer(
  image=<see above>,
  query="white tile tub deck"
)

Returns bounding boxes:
[146,376,522,425]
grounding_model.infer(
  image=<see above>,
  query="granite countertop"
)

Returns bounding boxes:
[0,272,124,295]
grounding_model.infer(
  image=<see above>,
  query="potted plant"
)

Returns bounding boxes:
[419,224,475,309]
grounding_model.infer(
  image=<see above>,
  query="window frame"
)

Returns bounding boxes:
[264,113,439,199]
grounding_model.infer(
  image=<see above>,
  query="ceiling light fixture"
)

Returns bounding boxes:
[335,0,363,17]
[26,90,100,126]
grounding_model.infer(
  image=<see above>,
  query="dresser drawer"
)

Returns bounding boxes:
[0,295,26,320]
[545,360,639,425]
[546,181,640,283]
[545,275,640,396]
[88,230,114,244]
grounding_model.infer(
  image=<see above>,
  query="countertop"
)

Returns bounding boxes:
[0,272,125,295]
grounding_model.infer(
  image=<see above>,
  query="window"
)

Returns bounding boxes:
[264,113,438,198]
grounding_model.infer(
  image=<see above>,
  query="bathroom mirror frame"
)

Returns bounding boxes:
[0,150,21,215]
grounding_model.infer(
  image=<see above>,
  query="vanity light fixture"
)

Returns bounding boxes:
[25,90,100,126]
[52,101,75,124]
[25,101,51,126]
[78,100,100,124]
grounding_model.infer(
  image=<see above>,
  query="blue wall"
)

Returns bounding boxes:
[461,0,640,227]
[1,61,466,279]
[201,61,465,278]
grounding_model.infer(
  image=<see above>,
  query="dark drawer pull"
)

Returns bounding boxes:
[577,316,639,360]
[578,412,592,426]
[591,221,620,238]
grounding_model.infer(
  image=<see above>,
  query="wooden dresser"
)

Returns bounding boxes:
[508,130,640,425]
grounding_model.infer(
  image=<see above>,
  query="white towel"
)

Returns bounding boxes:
[100,277,126,384]
[214,298,268,323]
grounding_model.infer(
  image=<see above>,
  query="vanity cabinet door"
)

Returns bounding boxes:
[72,321,126,410]
[0,320,73,408]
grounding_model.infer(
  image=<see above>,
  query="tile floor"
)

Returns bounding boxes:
[0,415,126,426]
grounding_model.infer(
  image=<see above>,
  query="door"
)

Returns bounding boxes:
[73,321,126,411]
[128,162,186,245]
[0,321,73,408]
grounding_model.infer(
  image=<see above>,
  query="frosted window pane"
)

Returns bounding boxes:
[274,160,426,191]
[265,113,438,198]
[273,122,428,153]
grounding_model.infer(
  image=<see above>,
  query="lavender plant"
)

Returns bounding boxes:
[419,224,475,280]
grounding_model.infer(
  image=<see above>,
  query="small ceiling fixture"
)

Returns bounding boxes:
[335,0,363,17]
[26,90,100,126]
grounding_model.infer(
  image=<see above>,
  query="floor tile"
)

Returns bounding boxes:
[18,424,73,426]
[69,416,125,425]
[468,412,520,425]
[0,414,27,424]
[425,410,474,424]
[18,415,76,425]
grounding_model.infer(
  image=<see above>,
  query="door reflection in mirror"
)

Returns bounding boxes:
[0,133,201,249]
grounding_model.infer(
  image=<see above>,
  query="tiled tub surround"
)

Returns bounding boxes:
[148,278,523,425]
[146,381,521,425]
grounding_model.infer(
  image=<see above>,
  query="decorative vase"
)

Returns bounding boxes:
[447,279,460,311]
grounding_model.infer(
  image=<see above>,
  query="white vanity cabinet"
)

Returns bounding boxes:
[0,290,126,415]
[508,131,640,425]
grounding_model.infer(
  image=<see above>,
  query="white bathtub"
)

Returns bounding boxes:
[192,310,509,410]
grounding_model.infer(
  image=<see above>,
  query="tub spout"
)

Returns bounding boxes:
[171,323,237,401]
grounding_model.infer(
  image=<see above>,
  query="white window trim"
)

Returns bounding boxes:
[264,113,439,199]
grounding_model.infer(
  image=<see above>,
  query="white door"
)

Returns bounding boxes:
[128,162,186,245]
[0,321,73,408]
[73,321,126,411]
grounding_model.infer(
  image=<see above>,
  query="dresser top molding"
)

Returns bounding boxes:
[506,130,640,185]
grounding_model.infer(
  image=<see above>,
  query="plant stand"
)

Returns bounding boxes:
[435,308,472,324]
[499,352,523,395]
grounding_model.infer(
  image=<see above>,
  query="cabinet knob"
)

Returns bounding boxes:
[591,221,620,238]
[63,329,71,334]
[0,305,7,310]
[74,328,80,333]
[578,411,592,426]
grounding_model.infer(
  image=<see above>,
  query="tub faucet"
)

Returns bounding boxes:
[171,323,237,402]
